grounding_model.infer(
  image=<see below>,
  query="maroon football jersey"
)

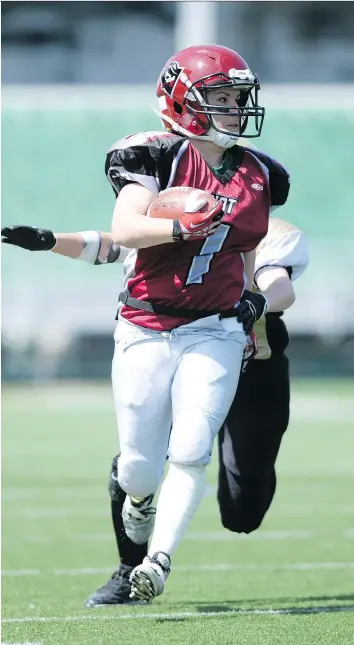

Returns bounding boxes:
[105,131,289,331]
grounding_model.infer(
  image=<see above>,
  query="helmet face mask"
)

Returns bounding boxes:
[156,45,265,148]
[186,75,264,139]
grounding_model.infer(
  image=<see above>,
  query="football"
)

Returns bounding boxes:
[147,186,218,220]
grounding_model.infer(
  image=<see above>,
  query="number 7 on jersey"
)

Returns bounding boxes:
[185,223,230,285]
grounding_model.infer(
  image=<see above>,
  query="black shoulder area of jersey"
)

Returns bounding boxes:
[243,147,290,207]
[105,132,187,196]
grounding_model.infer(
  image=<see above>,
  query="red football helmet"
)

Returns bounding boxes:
[156,45,265,149]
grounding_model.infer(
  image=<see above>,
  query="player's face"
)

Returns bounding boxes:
[205,87,247,135]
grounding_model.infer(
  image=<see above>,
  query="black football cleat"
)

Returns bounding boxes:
[84,564,141,607]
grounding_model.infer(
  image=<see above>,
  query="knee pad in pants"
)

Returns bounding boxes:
[117,454,161,498]
[168,411,215,467]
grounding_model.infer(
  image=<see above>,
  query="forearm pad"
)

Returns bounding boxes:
[78,231,122,265]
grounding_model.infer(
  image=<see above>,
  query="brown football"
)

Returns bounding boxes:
[147,186,218,219]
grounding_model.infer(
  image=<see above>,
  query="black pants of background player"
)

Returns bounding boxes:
[108,314,290,566]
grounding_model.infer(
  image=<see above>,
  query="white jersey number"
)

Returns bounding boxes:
[185,223,230,285]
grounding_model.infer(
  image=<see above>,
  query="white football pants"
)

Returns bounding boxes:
[112,314,246,498]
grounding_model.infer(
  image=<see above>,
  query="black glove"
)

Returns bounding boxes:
[1,225,56,251]
[235,289,268,334]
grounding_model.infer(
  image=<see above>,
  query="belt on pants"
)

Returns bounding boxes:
[117,290,239,321]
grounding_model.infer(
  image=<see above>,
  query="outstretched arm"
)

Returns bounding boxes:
[1,226,122,265]
[52,231,119,264]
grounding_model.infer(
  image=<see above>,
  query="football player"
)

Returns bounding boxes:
[82,217,309,607]
[2,45,290,602]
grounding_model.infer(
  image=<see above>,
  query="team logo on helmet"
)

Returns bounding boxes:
[161,61,183,97]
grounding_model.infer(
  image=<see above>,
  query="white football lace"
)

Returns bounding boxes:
[184,192,208,213]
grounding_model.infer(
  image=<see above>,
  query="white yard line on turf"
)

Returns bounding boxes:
[4,528,354,543]
[1,570,40,576]
[2,606,354,624]
[4,507,353,519]
[72,530,318,541]
[2,563,354,577]
[4,495,354,511]
[4,509,110,518]
[273,504,354,515]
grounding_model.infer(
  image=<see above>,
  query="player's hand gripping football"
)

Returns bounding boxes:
[1,225,56,251]
[148,186,224,242]
[172,201,224,241]
[235,290,269,334]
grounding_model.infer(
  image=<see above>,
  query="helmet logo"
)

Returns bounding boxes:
[161,61,183,97]
[229,68,253,81]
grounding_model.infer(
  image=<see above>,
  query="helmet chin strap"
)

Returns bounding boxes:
[151,106,239,150]
[206,128,239,149]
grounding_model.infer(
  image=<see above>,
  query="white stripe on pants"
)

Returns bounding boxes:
[112,314,246,498]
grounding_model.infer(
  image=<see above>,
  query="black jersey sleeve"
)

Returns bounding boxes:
[245,148,290,208]
[105,131,185,198]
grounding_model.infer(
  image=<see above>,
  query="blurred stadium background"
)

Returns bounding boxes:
[1,3,354,643]
[2,0,354,380]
